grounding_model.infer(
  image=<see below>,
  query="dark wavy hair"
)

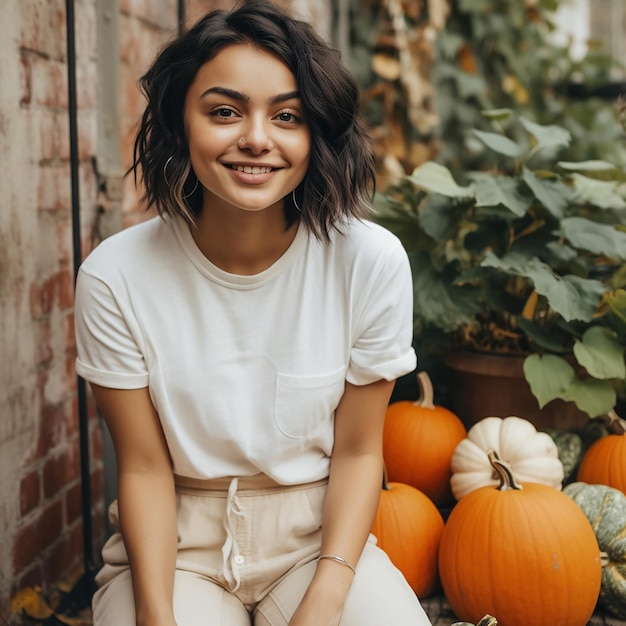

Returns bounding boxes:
[131,0,376,241]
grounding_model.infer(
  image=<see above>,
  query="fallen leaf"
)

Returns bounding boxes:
[11,586,54,620]
[55,611,93,626]
[372,53,401,81]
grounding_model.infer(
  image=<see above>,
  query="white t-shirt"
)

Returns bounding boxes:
[75,215,416,484]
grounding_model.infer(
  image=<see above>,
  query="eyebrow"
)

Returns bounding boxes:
[199,86,301,105]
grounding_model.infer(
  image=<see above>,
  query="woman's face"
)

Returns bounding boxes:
[184,42,311,216]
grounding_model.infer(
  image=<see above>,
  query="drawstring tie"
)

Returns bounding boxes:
[221,477,245,590]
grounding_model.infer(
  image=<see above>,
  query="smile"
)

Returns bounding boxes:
[230,165,275,174]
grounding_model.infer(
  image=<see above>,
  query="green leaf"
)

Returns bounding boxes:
[481,108,514,121]
[372,193,423,252]
[419,195,459,241]
[545,240,578,264]
[410,253,481,333]
[517,317,572,353]
[409,162,475,199]
[605,289,626,332]
[520,117,572,151]
[523,354,576,408]
[549,275,607,321]
[570,174,626,210]
[522,167,570,218]
[529,271,605,322]
[436,32,465,58]
[523,354,617,416]
[557,160,620,172]
[481,254,606,321]
[561,217,626,260]
[573,327,626,380]
[469,173,532,216]
[456,72,488,99]
[560,378,616,418]
[471,129,524,157]
[458,0,491,11]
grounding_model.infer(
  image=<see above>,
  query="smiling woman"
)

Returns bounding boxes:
[186,54,310,199]
[182,43,311,272]
[73,1,429,625]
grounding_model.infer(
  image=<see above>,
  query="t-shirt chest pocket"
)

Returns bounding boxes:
[274,367,346,439]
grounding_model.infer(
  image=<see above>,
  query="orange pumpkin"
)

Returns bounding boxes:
[371,470,444,597]
[383,371,467,506]
[577,411,626,495]
[439,450,602,626]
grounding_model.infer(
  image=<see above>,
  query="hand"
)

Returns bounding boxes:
[287,562,352,626]
[288,593,342,626]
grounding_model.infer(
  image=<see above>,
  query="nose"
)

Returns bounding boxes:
[238,116,274,153]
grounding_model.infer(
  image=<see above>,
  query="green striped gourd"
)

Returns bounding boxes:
[564,481,626,619]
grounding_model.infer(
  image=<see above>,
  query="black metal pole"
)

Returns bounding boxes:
[178,0,185,35]
[66,0,95,573]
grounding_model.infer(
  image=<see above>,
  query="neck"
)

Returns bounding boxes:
[191,206,298,275]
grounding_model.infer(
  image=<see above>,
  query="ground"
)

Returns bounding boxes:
[421,594,626,626]
[8,578,626,625]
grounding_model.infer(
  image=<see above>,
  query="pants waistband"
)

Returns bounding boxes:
[174,474,328,495]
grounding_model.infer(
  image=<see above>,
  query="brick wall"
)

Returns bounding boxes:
[0,0,180,618]
[1,0,101,613]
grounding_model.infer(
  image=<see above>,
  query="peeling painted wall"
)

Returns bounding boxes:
[0,0,49,613]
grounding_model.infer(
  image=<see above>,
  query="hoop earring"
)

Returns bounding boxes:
[291,189,302,213]
[182,175,199,199]
[163,155,174,190]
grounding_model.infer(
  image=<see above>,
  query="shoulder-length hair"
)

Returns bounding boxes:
[132,0,376,242]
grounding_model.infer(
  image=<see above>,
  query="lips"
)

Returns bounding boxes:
[230,164,275,174]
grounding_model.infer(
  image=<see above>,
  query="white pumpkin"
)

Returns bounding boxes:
[450,416,564,500]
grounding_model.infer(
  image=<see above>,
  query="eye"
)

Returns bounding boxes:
[275,110,303,124]
[210,107,237,118]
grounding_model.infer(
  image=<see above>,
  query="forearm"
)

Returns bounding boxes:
[117,468,178,626]
[317,380,392,575]
[320,450,382,568]
[289,451,383,626]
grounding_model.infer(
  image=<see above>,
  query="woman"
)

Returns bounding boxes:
[74,1,431,624]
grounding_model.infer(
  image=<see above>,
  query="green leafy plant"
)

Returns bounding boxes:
[374,110,626,418]
[352,0,626,182]
[432,0,626,176]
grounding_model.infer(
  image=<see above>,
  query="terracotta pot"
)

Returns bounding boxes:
[440,351,589,431]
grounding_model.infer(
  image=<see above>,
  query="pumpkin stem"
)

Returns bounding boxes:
[600,551,610,568]
[606,409,626,435]
[487,449,523,491]
[452,616,498,626]
[414,371,435,409]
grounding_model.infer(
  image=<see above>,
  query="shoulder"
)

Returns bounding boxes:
[328,218,406,267]
[79,216,172,277]
[335,217,402,246]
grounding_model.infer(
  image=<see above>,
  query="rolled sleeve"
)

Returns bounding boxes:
[347,243,417,385]
[74,268,149,389]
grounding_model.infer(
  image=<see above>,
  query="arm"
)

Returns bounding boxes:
[289,378,394,626]
[91,384,178,626]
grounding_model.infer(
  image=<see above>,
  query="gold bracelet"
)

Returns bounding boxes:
[318,554,356,575]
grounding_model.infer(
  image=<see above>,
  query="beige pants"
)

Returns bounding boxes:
[92,474,432,625]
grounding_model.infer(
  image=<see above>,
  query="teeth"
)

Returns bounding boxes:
[232,165,272,174]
